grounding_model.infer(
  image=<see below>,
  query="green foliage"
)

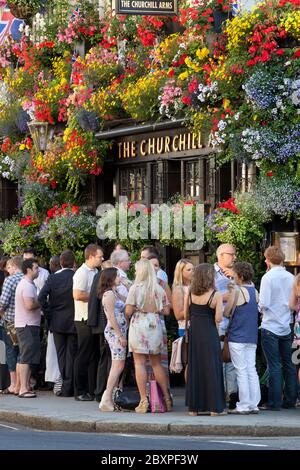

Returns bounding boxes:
[39,209,97,264]
[0,217,44,256]
[21,181,61,217]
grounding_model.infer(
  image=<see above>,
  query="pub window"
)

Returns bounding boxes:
[119,167,147,202]
[151,162,167,203]
[184,159,207,200]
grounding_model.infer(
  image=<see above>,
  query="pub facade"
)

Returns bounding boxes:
[94,120,250,271]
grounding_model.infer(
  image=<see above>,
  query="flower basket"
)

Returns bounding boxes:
[7,2,39,20]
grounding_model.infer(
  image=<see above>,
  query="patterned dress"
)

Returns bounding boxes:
[127,284,169,355]
[104,292,128,361]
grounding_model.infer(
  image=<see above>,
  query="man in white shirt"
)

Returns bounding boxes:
[73,244,103,401]
[259,245,297,410]
[23,249,49,295]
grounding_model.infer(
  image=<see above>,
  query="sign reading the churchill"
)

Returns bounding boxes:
[115,0,177,15]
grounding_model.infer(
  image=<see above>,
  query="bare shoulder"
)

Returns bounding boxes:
[172,285,183,295]
[213,291,223,301]
[102,290,114,300]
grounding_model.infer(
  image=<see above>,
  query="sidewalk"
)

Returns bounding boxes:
[1,388,300,437]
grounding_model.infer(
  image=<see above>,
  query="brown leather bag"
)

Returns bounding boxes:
[222,335,231,363]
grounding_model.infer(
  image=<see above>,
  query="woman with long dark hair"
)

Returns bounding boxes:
[97,268,128,411]
[185,264,226,416]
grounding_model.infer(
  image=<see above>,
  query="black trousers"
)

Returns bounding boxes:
[74,321,98,396]
[53,331,77,396]
[94,332,111,401]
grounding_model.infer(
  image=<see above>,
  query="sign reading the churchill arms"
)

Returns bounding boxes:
[115,0,177,16]
[117,131,203,159]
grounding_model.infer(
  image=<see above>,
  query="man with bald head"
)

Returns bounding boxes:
[214,243,238,409]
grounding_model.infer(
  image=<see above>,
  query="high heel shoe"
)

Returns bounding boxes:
[135,397,149,413]
[164,395,173,412]
[99,390,115,412]
[99,402,115,412]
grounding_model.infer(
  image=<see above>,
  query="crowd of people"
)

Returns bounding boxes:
[0,241,299,416]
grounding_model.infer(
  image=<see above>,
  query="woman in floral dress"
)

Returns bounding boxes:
[98,268,128,412]
[125,259,171,413]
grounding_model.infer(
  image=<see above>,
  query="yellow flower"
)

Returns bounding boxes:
[196,47,209,61]
[19,144,25,151]
[223,99,230,109]
[178,71,189,81]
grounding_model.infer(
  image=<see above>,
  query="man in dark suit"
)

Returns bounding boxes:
[38,250,77,397]
[87,269,111,402]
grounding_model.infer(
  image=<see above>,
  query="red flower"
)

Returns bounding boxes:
[293,48,300,59]
[182,96,192,105]
[168,69,175,78]
[184,200,196,206]
[1,137,11,153]
[218,198,240,214]
[71,205,79,214]
[266,171,273,177]
[188,78,198,93]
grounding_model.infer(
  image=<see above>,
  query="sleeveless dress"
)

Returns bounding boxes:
[104,293,127,361]
[127,284,168,355]
[186,291,226,413]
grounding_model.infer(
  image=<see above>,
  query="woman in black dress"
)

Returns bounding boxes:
[185,263,226,416]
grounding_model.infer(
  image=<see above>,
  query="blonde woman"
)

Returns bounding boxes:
[172,259,194,337]
[125,259,171,413]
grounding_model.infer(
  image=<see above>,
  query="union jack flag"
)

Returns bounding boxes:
[0,7,24,45]
[71,6,80,19]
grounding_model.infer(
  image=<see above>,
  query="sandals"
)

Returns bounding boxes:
[164,396,173,412]
[135,398,149,413]
[210,410,227,416]
[18,391,37,398]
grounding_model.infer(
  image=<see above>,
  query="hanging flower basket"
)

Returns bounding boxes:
[7,2,39,20]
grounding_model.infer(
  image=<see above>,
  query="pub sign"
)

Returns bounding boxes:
[115,0,178,15]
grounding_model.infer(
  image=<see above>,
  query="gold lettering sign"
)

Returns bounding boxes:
[118,132,203,159]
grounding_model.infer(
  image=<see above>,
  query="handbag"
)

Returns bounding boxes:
[113,387,141,411]
[222,335,231,363]
[149,379,166,413]
[181,329,189,368]
[181,289,190,368]
[6,322,18,346]
[222,287,245,363]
